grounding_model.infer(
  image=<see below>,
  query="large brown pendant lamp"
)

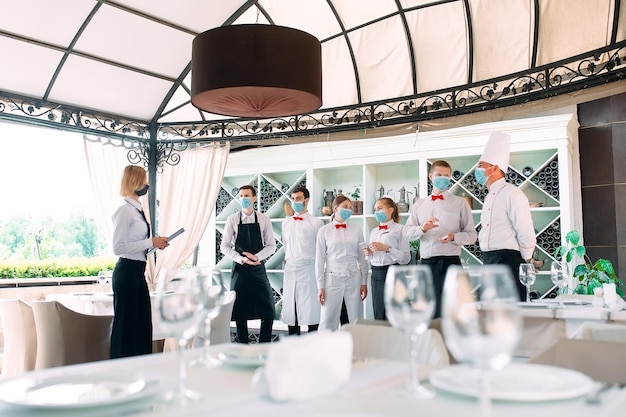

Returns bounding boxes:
[191,24,322,118]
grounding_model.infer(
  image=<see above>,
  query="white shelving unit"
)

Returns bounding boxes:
[208,112,582,313]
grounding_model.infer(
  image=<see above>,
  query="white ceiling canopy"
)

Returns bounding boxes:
[1,0,626,147]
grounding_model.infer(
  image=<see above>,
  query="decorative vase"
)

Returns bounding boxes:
[352,200,363,215]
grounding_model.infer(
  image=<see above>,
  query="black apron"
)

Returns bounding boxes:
[231,212,275,320]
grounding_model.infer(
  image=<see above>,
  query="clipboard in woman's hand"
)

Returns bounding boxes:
[147,227,184,254]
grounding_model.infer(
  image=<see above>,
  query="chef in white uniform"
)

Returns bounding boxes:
[476,132,536,300]
[281,187,324,335]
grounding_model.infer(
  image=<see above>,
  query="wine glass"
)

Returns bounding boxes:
[156,269,207,405]
[442,265,521,417]
[384,264,436,399]
[550,261,569,308]
[518,263,536,303]
[190,268,226,368]
[97,270,107,292]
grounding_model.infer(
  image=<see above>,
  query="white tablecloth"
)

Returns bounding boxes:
[45,292,165,340]
[519,302,626,336]
[0,345,624,417]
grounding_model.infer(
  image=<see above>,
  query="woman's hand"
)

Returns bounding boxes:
[360,285,368,300]
[369,241,390,252]
[152,236,169,249]
[318,289,325,305]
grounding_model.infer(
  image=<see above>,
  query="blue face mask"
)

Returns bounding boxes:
[291,201,305,213]
[337,208,352,221]
[239,197,253,209]
[374,210,388,223]
[432,176,451,191]
[474,168,489,186]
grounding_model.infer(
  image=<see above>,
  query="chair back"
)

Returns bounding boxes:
[516,316,567,358]
[210,291,236,345]
[0,299,37,376]
[340,323,450,367]
[528,338,626,384]
[31,300,113,369]
[571,321,626,343]
[165,290,237,352]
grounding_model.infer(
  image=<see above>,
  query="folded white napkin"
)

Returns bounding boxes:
[253,331,353,401]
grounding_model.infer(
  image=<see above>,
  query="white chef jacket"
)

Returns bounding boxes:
[479,178,536,260]
[281,212,323,326]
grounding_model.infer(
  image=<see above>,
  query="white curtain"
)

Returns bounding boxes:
[83,137,230,289]
[146,142,230,289]
[82,137,133,244]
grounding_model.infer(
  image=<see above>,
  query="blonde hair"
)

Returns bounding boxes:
[120,165,147,197]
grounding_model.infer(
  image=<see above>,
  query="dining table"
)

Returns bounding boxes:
[0,342,624,417]
[518,298,626,335]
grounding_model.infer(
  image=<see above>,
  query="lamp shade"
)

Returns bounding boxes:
[191,24,322,118]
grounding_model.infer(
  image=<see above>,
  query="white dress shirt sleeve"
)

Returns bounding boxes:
[509,190,537,260]
[220,214,245,264]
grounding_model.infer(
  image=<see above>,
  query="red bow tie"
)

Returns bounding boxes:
[378,225,388,230]
[293,216,303,220]
[431,194,444,201]
[335,223,347,229]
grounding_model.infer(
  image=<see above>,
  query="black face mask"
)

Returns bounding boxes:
[135,185,149,196]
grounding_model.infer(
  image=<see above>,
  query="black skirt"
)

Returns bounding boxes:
[110,258,152,358]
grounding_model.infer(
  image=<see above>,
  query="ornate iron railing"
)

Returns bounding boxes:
[2,40,626,147]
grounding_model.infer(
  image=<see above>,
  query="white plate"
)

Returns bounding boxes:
[69,292,95,296]
[217,345,268,367]
[430,363,596,401]
[0,373,159,409]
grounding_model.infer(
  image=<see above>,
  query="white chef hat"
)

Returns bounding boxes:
[479,132,510,170]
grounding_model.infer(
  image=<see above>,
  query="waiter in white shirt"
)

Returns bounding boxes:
[364,197,411,320]
[404,160,477,318]
[475,132,537,300]
[281,187,323,335]
[220,185,277,343]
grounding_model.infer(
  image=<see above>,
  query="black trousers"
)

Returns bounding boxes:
[236,319,273,343]
[420,256,461,319]
[110,258,152,359]
[371,265,391,320]
[287,307,319,335]
[482,249,525,301]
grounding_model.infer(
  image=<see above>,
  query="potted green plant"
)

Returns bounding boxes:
[409,240,420,264]
[348,185,363,215]
[554,230,624,296]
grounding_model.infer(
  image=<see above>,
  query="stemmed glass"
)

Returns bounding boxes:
[442,265,521,417]
[156,269,207,405]
[190,268,226,368]
[550,261,569,308]
[384,264,436,399]
[518,263,536,303]
[97,270,107,292]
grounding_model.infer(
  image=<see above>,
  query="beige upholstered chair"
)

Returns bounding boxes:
[571,321,626,343]
[31,300,113,369]
[207,291,236,345]
[0,299,37,376]
[516,316,567,359]
[529,338,626,384]
[164,290,237,352]
[339,323,450,367]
